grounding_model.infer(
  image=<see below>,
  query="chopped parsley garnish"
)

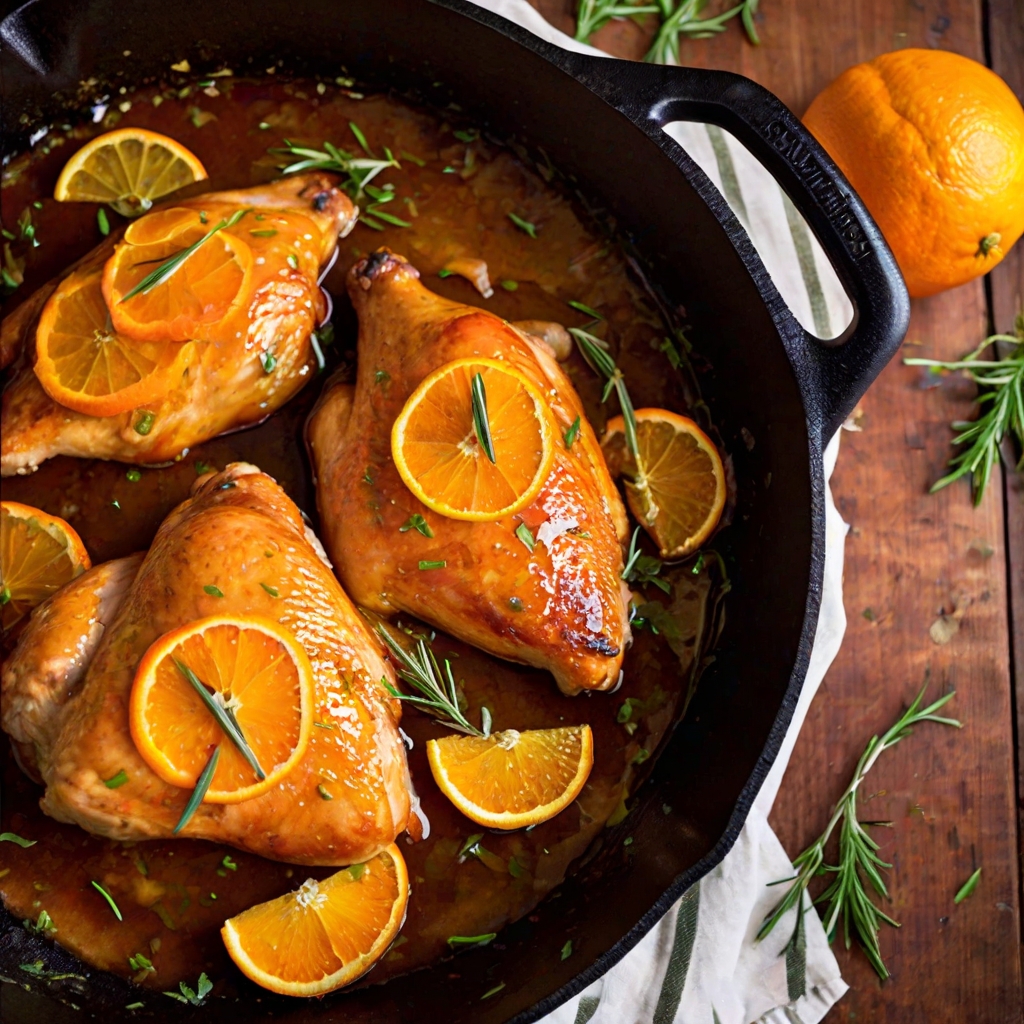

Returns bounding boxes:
[128,953,154,972]
[317,783,333,800]
[437,268,454,278]
[563,416,581,449]
[418,560,446,570]
[621,528,670,593]
[103,769,129,789]
[453,128,479,143]
[164,972,212,1006]
[126,468,141,482]
[400,513,434,538]
[286,253,299,270]
[133,411,155,435]
[515,522,535,552]
[23,910,56,936]
[221,855,238,871]
[260,349,277,373]
[508,596,524,612]
[97,208,111,236]
[501,279,518,291]
[507,212,537,238]
[260,582,279,597]
[375,369,391,384]
[203,585,224,598]
[631,748,650,765]
[561,939,573,960]
[508,855,526,878]
[194,461,212,475]
[447,933,496,948]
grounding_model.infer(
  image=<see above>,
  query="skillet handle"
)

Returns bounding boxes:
[572,59,910,440]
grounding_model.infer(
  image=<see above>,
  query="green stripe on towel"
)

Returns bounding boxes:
[781,192,832,339]
[705,125,750,229]
[574,994,600,1024]
[653,880,701,1024]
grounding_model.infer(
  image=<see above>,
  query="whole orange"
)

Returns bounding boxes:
[803,48,1024,298]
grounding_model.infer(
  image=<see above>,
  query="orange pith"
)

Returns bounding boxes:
[391,356,556,522]
[130,615,314,804]
[34,267,189,416]
[0,502,91,633]
[803,49,1024,298]
[602,408,726,560]
[221,844,409,996]
[426,725,594,830]
[102,206,254,343]
[54,128,208,217]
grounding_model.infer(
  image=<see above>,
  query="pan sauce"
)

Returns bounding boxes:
[0,79,725,994]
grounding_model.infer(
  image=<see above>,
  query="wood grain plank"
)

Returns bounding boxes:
[528,1,1022,1020]
[987,2,1024,942]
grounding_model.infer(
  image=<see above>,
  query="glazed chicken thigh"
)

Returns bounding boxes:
[1,174,355,476]
[307,249,631,696]
[1,464,412,866]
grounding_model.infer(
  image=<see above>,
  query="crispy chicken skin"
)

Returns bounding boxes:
[307,249,630,696]
[1,464,412,866]
[1,174,356,477]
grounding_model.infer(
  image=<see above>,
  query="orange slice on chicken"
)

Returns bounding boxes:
[602,408,726,559]
[221,845,409,996]
[102,206,254,343]
[427,725,594,829]
[34,267,189,416]
[130,615,314,804]
[54,128,207,217]
[391,357,556,521]
[1,501,91,634]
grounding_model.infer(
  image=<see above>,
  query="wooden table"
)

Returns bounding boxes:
[527,1,1024,1019]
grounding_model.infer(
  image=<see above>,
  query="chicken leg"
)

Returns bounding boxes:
[307,249,630,696]
[1,463,412,866]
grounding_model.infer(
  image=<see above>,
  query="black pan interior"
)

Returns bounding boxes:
[0,1,825,1020]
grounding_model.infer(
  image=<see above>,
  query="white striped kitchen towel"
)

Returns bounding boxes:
[466,3,855,1022]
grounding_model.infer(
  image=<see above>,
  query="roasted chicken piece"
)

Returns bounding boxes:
[1,464,412,866]
[307,249,630,696]
[1,174,355,476]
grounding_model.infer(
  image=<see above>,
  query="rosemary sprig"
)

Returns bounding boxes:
[173,746,220,834]
[376,623,486,737]
[645,0,760,64]
[575,0,659,42]
[271,134,400,207]
[174,659,265,781]
[569,326,641,466]
[471,372,497,463]
[903,316,1023,505]
[622,527,671,593]
[758,685,961,979]
[119,208,251,303]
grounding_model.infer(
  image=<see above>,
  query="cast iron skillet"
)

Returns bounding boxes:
[0,1,910,1020]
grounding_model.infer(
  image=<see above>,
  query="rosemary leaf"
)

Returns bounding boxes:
[471,372,497,463]
[400,513,434,537]
[564,415,581,449]
[515,522,535,552]
[120,208,251,303]
[507,212,537,238]
[0,832,36,847]
[447,933,496,948]
[954,867,982,904]
[173,746,220,834]
[174,660,266,780]
[91,881,123,921]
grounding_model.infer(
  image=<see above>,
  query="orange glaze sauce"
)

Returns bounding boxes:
[0,80,724,992]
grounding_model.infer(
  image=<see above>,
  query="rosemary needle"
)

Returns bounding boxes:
[120,208,251,302]
[173,746,220,834]
[758,685,961,979]
[471,372,496,463]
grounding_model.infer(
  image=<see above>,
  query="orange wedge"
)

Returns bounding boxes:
[1,501,91,633]
[102,206,254,343]
[54,128,207,217]
[602,409,726,560]
[391,357,556,522]
[221,845,409,996]
[427,725,593,830]
[130,615,314,804]
[34,267,189,416]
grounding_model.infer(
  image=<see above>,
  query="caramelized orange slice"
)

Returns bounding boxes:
[391,357,556,522]
[602,408,726,559]
[34,267,189,416]
[1,501,91,633]
[102,206,254,343]
[130,615,314,804]
[427,725,594,829]
[221,845,410,996]
[54,128,207,217]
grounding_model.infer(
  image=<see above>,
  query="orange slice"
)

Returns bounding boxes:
[54,128,208,217]
[391,356,556,522]
[426,725,593,830]
[34,267,189,416]
[602,409,726,559]
[102,206,254,343]
[130,615,314,804]
[221,844,410,996]
[1,502,91,633]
